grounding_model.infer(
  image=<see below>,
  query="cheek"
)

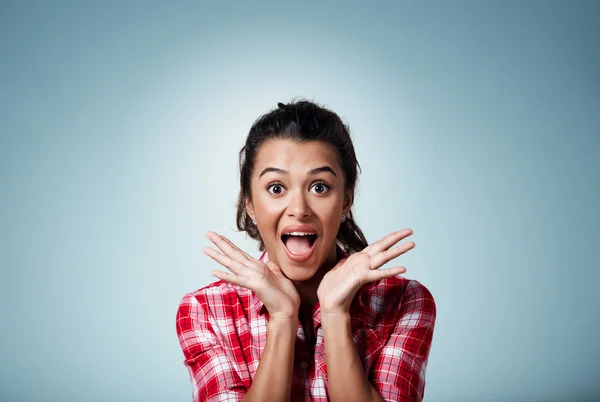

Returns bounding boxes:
[253,195,282,219]
[324,215,342,235]
[315,199,344,231]
[252,194,284,238]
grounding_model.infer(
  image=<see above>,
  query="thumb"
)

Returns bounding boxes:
[266,261,282,274]
[266,261,293,281]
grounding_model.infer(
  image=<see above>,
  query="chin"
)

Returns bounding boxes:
[268,250,316,280]
[280,265,319,282]
[266,237,332,280]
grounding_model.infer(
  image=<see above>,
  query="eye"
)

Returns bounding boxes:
[310,181,330,194]
[267,183,286,195]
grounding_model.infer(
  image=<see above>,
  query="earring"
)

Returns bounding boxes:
[341,214,346,222]
[252,219,257,225]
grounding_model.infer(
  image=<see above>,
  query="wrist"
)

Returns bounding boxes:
[321,310,352,340]
[320,304,350,316]
[268,314,298,328]
[268,304,299,323]
[320,308,351,324]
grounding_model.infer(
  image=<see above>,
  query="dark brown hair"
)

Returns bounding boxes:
[236,99,368,254]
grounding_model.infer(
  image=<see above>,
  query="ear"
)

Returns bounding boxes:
[245,196,255,221]
[342,190,353,216]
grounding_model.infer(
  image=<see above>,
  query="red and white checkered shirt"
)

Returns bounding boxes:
[176,250,436,401]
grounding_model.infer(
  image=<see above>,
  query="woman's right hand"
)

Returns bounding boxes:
[203,231,301,321]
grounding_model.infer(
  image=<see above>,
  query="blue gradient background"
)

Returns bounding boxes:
[1,1,599,401]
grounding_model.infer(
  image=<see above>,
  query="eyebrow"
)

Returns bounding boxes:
[259,166,338,178]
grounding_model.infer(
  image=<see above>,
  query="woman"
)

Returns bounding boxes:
[176,100,436,402]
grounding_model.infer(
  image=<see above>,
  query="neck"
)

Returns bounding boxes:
[292,245,340,311]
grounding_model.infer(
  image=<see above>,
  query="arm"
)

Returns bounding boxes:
[322,280,436,402]
[176,294,297,402]
[242,317,296,402]
[321,310,385,402]
[370,281,436,402]
[176,293,247,401]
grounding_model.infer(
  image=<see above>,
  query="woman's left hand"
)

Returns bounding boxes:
[317,228,415,314]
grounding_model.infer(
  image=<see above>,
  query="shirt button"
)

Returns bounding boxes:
[300,362,308,369]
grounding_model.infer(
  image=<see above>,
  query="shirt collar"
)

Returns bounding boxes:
[252,246,350,315]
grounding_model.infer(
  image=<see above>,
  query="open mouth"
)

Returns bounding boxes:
[281,233,318,259]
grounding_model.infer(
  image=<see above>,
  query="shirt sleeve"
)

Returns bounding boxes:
[370,280,437,402]
[176,292,247,402]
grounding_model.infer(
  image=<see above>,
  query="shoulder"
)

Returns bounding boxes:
[176,280,256,322]
[358,276,436,323]
[366,276,435,305]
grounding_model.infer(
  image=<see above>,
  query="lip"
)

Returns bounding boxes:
[281,224,318,235]
[280,224,318,263]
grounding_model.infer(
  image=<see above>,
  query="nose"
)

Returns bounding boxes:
[287,189,312,220]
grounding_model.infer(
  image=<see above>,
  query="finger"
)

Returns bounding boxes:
[218,233,255,261]
[207,232,253,265]
[366,265,406,282]
[210,270,246,287]
[364,229,413,257]
[362,231,400,255]
[203,246,248,276]
[369,241,415,270]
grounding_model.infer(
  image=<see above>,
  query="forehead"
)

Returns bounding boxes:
[253,139,342,174]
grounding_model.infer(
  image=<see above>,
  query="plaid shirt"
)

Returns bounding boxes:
[176,250,436,401]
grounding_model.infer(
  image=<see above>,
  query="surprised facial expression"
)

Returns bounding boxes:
[246,139,351,281]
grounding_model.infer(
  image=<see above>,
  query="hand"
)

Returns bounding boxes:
[203,232,301,320]
[317,229,415,314]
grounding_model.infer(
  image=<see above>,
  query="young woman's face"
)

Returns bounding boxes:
[246,139,351,281]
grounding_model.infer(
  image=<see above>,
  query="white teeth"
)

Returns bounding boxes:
[283,232,315,236]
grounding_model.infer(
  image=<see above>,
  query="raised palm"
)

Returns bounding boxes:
[203,232,301,320]
[317,229,414,313]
